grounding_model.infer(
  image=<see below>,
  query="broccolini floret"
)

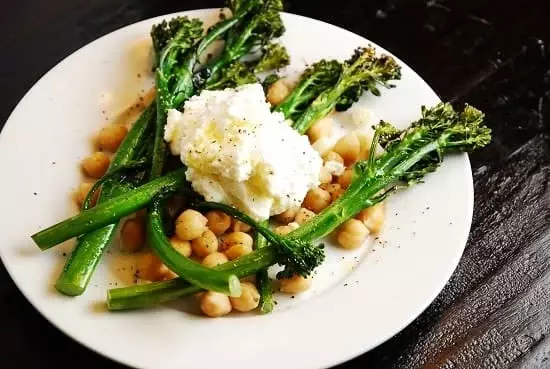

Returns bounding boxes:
[191,201,325,278]
[274,59,342,121]
[202,0,286,87]
[206,43,290,90]
[291,47,401,133]
[150,17,204,58]
[254,42,290,73]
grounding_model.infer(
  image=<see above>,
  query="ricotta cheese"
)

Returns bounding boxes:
[164,84,322,220]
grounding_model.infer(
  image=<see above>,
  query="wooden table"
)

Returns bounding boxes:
[1,0,548,368]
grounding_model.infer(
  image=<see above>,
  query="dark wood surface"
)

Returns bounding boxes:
[1,1,549,368]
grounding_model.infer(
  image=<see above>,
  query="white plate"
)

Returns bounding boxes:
[0,9,473,369]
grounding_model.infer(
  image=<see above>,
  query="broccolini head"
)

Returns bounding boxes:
[252,6,285,43]
[274,59,341,120]
[150,16,204,57]
[335,47,401,110]
[378,103,491,184]
[275,237,325,279]
[254,43,290,73]
[413,103,491,152]
[206,61,258,90]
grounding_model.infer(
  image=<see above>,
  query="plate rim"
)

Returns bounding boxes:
[0,8,474,369]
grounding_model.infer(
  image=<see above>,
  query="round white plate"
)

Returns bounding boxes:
[0,9,473,369]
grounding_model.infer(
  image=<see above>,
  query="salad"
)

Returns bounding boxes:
[31,0,491,318]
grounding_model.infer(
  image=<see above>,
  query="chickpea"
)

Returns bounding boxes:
[230,282,260,312]
[200,291,232,317]
[175,209,208,241]
[337,168,354,189]
[295,208,316,225]
[275,222,299,236]
[225,244,253,260]
[279,275,312,294]
[232,219,252,233]
[303,187,331,213]
[319,166,332,184]
[221,232,254,251]
[202,252,228,268]
[311,137,334,156]
[136,252,168,281]
[322,183,344,202]
[97,124,128,152]
[322,151,344,165]
[120,218,146,253]
[275,207,299,224]
[191,229,219,257]
[169,236,192,257]
[307,117,333,143]
[81,152,110,179]
[266,79,290,106]
[205,210,231,236]
[75,182,98,208]
[333,133,361,165]
[336,219,369,249]
[356,202,385,234]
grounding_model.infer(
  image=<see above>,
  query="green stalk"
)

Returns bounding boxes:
[52,104,155,296]
[107,247,277,310]
[254,225,274,314]
[147,200,241,297]
[32,168,186,250]
[292,85,345,134]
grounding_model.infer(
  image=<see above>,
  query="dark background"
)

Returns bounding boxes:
[1,0,549,368]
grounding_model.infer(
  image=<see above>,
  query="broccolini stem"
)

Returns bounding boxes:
[254,222,274,314]
[32,168,186,250]
[53,104,155,296]
[148,200,241,297]
[107,247,277,310]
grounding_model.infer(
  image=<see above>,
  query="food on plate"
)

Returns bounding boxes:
[30,0,491,318]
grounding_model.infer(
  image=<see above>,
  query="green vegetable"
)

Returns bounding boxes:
[253,42,290,73]
[273,60,342,121]
[106,103,491,310]
[288,47,401,133]
[52,104,155,295]
[32,168,187,250]
[191,201,325,279]
[205,43,290,90]
[150,17,203,178]
[203,0,285,88]
[204,61,258,90]
[107,247,277,310]
[254,224,274,314]
[148,200,241,297]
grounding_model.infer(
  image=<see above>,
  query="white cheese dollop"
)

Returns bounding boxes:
[164,84,323,220]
